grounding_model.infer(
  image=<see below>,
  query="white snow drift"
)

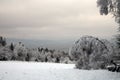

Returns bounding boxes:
[0,61,120,80]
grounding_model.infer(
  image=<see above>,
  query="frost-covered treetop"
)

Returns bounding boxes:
[97,0,120,24]
[69,36,113,61]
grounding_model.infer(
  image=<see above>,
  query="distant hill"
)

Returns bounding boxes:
[6,38,74,52]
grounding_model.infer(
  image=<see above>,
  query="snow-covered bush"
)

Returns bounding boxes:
[27,48,39,61]
[0,46,13,60]
[69,36,114,69]
[37,48,71,63]
[38,50,47,62]
[13,42,27,61]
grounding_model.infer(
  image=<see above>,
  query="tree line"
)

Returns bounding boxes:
[0,36,72,64]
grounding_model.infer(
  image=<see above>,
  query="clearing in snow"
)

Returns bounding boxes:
[0,61,120,80]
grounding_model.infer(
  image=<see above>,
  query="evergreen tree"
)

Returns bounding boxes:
[10,43,14,51]
[1,38,6,46]
[0,36,3,43]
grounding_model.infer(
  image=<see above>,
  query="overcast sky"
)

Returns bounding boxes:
[0,0,118,40]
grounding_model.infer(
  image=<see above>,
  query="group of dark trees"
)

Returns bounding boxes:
[0,36,71,64]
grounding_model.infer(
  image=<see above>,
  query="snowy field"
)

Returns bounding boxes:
[0,61,120,80]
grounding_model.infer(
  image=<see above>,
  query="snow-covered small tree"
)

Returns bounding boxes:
[13,42,27,61]
[69,36,114,69]
[38,49,46,62]
[44,51,53,62]
[27,48,39,61]
[0,46,13,60]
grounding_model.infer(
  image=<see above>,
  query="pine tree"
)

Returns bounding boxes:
[10,43,14,51]
[2,38,6,46]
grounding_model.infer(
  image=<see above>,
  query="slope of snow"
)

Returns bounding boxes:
[0,61,120,80]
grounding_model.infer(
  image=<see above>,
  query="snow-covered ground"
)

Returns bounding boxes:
[0,61,120,80]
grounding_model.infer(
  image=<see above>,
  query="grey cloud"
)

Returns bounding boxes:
[0,0,97,28]
[0,0,117,40]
